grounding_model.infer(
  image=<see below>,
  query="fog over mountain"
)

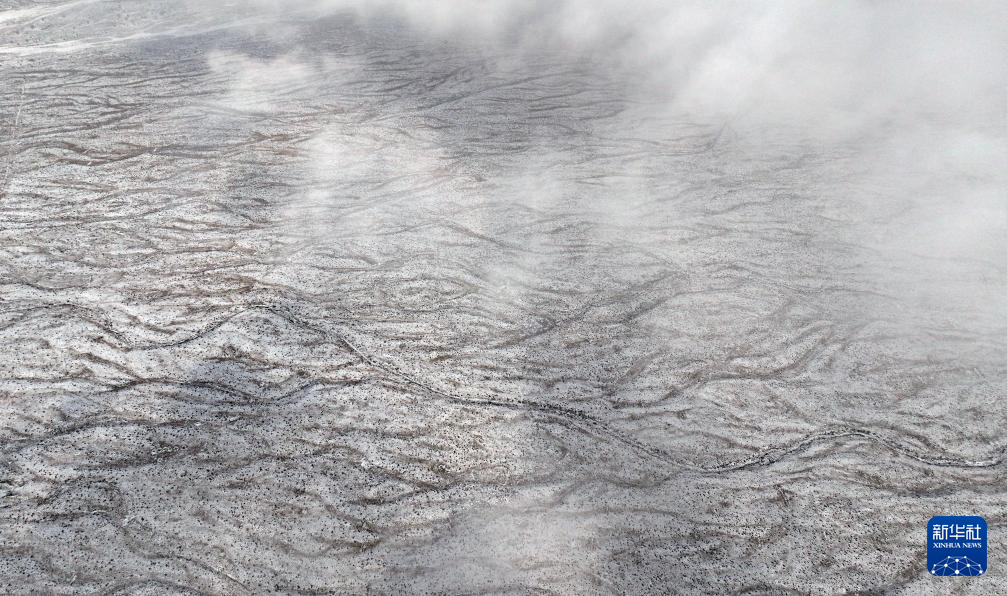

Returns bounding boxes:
[0,1,1005,593]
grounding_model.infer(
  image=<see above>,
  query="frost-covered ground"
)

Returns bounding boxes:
[0,1,1005,594]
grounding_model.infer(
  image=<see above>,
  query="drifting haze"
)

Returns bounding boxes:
[237,0,1007,134]
[216,0,1007,317]
[2,0,1006,592]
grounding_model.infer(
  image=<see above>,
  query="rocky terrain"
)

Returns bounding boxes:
[0,1,1004,594]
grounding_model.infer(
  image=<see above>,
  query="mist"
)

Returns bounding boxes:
[0,0,1005,593]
